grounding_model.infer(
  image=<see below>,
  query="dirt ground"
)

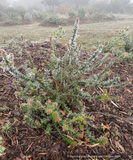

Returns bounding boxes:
[0,41,133,160]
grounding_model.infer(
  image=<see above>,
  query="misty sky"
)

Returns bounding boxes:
[9,0,133,3]
[2,0,133,10]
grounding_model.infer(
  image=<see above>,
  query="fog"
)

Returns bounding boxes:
[0,0,133,14]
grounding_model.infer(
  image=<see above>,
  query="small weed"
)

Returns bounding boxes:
[1,121,12,136]
[0,137,5,156]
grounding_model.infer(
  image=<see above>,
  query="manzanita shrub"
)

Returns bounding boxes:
[0,18,129,146]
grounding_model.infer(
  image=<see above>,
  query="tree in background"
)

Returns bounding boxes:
[0,0,8,6]
[60,0,90,10]
[121,0,131,5]
[13,0,43,10]
[108,0,122,13]
[107,0,132,13]
[41,0,60,14]
[92,0,109,12]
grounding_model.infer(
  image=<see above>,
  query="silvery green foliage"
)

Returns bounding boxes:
[0,18,122,104]
[1,121,12,136]
[0,18,127,146]
[120,27,133,53]
[52,26,66,43]
[53,26,66,39]
[0,137,5,156]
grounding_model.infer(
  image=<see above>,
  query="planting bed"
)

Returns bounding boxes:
[0,41,133,159]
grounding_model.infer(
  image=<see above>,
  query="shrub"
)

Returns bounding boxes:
[68,9,77,18]
[7,11,19,21]
[5,11,22,25]
[96,27,133,62]
[120,27,133,53]
[6,7,16,14]
[45,15,61,24]
[32,10,48,20]
[88,7,94,15]
[78,7,86,19]
[0,11,3,19]
[96,37,125,54]
[19,8,26,20]
[0,19,129,146]
[24,12,33,22]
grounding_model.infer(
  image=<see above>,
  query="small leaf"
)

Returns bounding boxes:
[124,89,132,93]
[60,110,66,116]
[41,63,45,67]
[101,123,110,130]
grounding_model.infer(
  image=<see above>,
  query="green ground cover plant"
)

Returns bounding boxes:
[1,121,12,137]
[0,18,130,146]
[0,137,5,156]
[96,27,133,63]
[120,27,133,53]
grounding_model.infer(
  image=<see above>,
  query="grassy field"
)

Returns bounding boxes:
[0,17,133,50]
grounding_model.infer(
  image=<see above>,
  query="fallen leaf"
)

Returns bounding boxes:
[12,110,20,116]
[26,155,32,158]
[67,145,71,148]
[123,133,128,141]
[129,140,133,149]
[39,153,47,155]
[14,105,18,110]
[26,155,32,160]
[16,157,21,160]
[35,120,41,125]
[124,89,132,93]
[41,63,45,67]
[126,117,133,122]
[11,139,15,146]
[84,134,90,142]
[101,123,110,130]
[1,137,6,146]
[60,110,66,116]
[8,111,12,117]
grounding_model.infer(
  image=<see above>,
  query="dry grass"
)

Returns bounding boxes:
[0,17,133,50]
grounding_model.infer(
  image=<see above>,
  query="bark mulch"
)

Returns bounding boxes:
[0,41,133,160]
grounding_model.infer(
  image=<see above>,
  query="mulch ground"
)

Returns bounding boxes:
[0,41,133,160]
